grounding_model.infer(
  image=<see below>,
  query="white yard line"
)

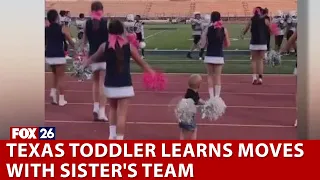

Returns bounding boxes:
[145,30,167,40]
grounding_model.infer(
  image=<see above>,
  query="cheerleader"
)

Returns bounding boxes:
[200,11,230,98]
[134,15,145,59]
[241,7,272,85]
[82,1,109,121]
[45,9,75,106]
[84,19,155,140]
[187,12,202,59]
[75,13,86,41]
[199,14,211,60]
[280,31,297,127]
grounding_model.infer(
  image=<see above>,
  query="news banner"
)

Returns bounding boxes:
[0,127,318,179]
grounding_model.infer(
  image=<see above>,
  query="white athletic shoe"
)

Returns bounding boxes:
[199,57,203,60]
[294,119,297,127]
[58,100,68,106]
[66,55,72,60]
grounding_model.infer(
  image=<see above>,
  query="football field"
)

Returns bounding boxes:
[66,23,296,74]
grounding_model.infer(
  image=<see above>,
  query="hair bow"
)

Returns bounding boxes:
[91,10,103,20]
[108,34,127,49]
[213,20,223,28]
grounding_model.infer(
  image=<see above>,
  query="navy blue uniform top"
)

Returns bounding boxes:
[104,42,132,87]
[205,26,225,57]
[45,23,65,57]
[184,89,200,105]
[250,16,268,45]
[85,18,109,59]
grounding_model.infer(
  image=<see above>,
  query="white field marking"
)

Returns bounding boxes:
[45,119,295,128]
[145,30,167,40]
[63,80,296,86]
[44,102,296,109]
[44,89,295,96]
[44,72,296,76]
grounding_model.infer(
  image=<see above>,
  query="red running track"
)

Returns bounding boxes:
[45,73,297,140]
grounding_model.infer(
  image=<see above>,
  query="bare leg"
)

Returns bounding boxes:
[108,99,118,139]
[55,64,67,106]
[212,65,223,97]
[116,98,130,140]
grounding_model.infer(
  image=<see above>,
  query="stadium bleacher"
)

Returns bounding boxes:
[46,0,296,17]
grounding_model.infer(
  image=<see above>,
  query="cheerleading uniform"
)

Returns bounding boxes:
[103,41,134,98]
[203,26,225,64]
[85,18,109,71]
[178,89,200,132]
[249,16,268,51]
[45,23,66,65]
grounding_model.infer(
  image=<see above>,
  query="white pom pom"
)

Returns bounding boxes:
[139,42,146,49]
[266,50,281,66]
[201,97,227,121]
[68,60,92,82]
[175,98,197,124]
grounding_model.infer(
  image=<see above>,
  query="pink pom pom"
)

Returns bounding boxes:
[271,23,279,35]
[143,70,167,91]
[127,33,139,48]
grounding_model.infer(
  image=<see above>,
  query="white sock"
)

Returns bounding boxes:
[116,135,124,140]
[109,125,116,139]
[215,85,221,97]
[93,102,99,113]
[58,95,67,106]
[99,107,106,117]
[59,95,65,102]
[50,88,56,96]
[209,88,214,98]
[252,74,257,80]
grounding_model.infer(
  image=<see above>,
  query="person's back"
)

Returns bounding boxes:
[250,16,267,45]
[85,18,108,56]
[206,26,225,57]
[104,41,132,87]
[45,23,65,57]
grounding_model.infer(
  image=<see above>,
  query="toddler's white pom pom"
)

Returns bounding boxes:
[174,98,197,124]
[201,97,227,121]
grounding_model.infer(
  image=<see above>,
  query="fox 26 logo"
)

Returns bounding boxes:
[10,127,56,140]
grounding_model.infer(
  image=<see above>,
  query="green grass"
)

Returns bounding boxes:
[65,23,295,74]
[70,23,284,50]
